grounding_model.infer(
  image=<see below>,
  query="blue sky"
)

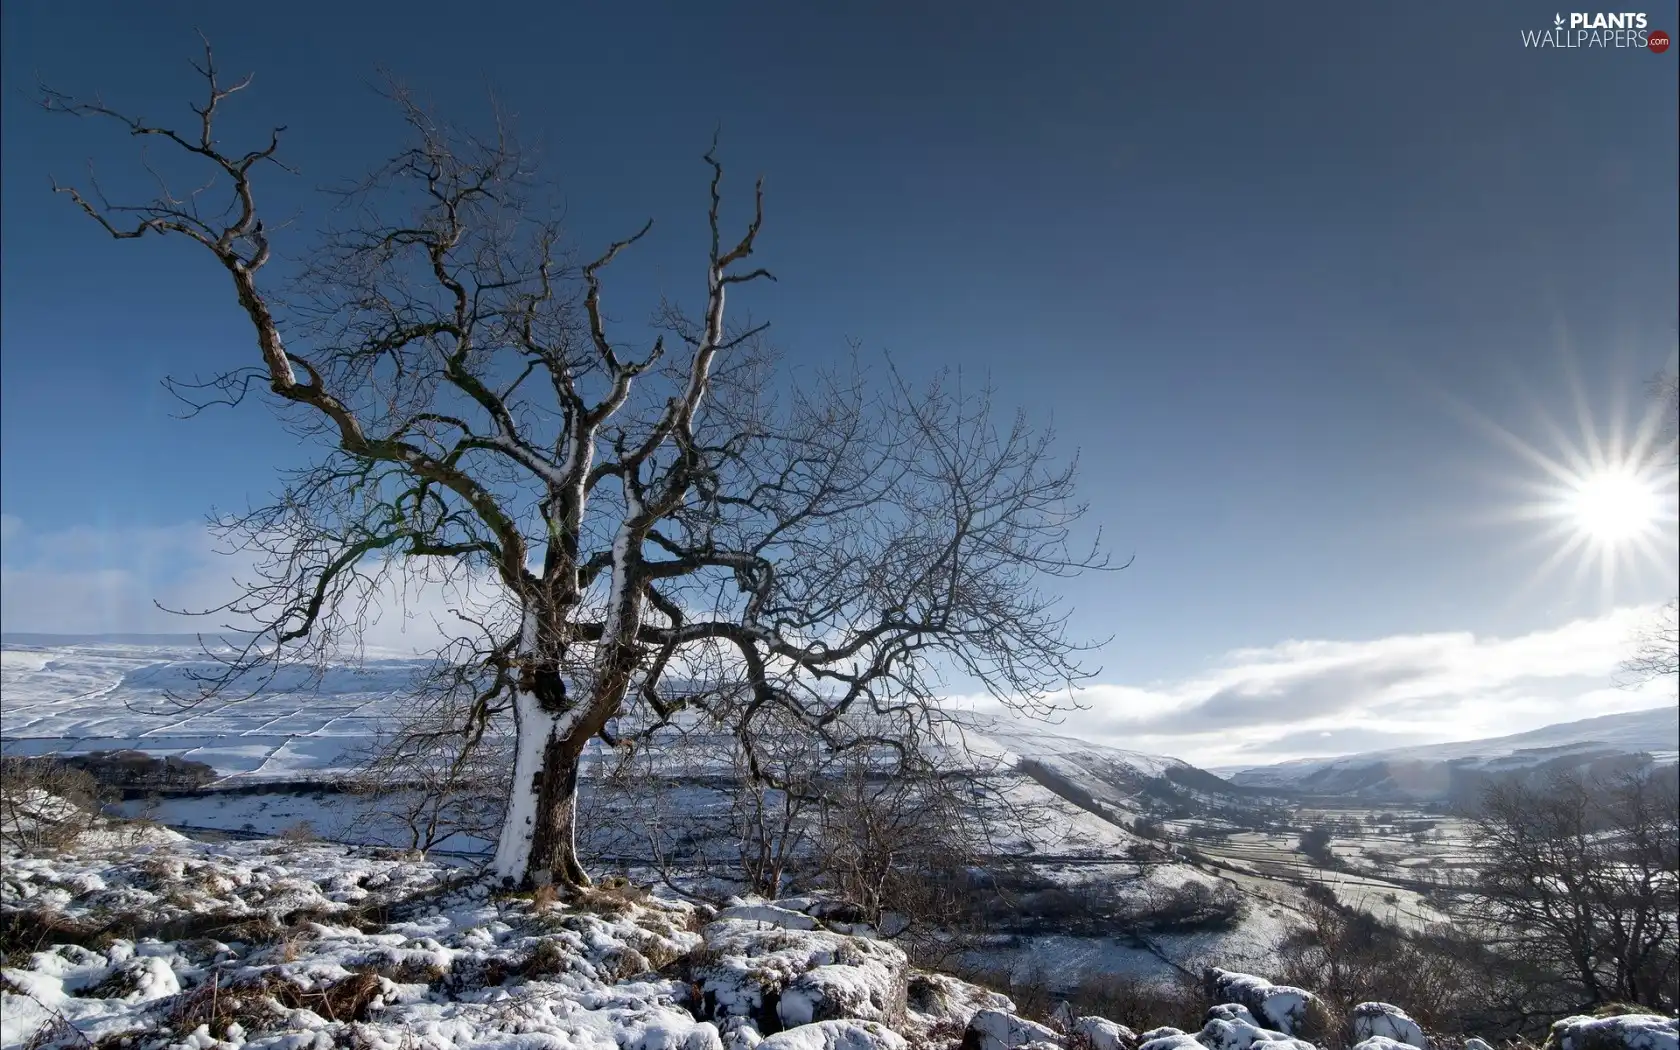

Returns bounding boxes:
[2,1,1676,764]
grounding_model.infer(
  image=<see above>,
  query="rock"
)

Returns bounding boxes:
[1141,1028,1188,1041]
[1203,968,1326,1038]
[692,918,908,1033]
[1463,1039,1494,1050]
[960,1007,1061,1050]
[758,1020,910,1049]
[780,964,902,1028]
[1543,1014,1679,1050]
[1350,1004,1426,1049]
[1139,1035,1205,1050]
[718,1017,764,1050]
[1070,1015,1139,1050]
[1207,1006,1262,1027]
[905,971,1015,1031]
[683,1024,726,1050]
[1352,1039,1419,1050]
[717,905,821,931]
[1197,1015,1312,1050]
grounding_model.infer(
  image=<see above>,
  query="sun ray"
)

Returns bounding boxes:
[1480,352,1678,610]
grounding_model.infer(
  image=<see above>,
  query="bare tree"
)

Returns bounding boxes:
[1621,598,1679,686]
[42,45,1111,889]
[1621,371,1679,687]
[1461,769,1679,1014]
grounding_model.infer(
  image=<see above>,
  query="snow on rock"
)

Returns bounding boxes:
[1464,1039,1495,1050]
[1544,1014,1680,1050]
[1352,1038,1423,1050]
[1139,1034,1205,1050]
[905,971,1015,1032]
[959,1007,1061,1050]
[1196,1014,1311,1050]
[758,1019,910,1049]
[1203,968,1325,1038]
[1350,1003,1427,1049]
[717,904,820,931]
[0,834,749,1050]
[1070,1015,1139,1050]
[691,917,908,1034]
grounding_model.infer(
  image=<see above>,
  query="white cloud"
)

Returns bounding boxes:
[3,517,1670,770]
[1033,607,1674,767]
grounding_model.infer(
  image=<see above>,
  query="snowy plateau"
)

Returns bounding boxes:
[2,636,1677,1050]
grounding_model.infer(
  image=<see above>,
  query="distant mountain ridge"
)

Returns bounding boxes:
[1220,706,1678,801]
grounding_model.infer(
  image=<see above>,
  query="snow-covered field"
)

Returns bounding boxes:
[1,640,427,782]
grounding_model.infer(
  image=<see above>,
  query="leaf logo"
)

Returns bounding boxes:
[1554,13,1566,26]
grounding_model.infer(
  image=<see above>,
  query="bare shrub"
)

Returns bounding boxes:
[1069,970,1211,1033]
[277,820,318,843]
[1137,879,1248,933]
[1275,897,1537,1040]
[0,756,104,851]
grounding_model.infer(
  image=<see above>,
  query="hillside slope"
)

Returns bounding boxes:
[1222,706,1678,800]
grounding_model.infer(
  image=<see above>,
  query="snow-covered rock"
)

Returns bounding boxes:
[1350,1003,1426,1049]
[758,1019,910,1049]
[961,1006,1061,1050]
[1203,968,1325,1037]
[1463,1039,1495,1050]
[1139,1034,1205,1050]
[1545,1014,1679,1050]
[905,970,1015,1031]
[1353,1038,1421,1050]
[1070,1014,1139,1050]
[692,917,908,1033]
[718,904,821,931]
[1197,1014,1312,1050]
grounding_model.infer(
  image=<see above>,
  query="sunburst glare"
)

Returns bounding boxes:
[1491,370,1679,608]
[1430,351,1679,611]
[1566,467,1663,544]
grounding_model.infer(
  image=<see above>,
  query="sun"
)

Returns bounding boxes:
[1567,468,1664,545]
[1445,359,1678,608]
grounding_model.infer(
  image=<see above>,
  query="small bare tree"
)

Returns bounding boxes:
[1620,371,1679,687]
[1621,598,1679,686]
[1462,769,1680,1014]
[42,44,1111,889]
[339,665,512,856]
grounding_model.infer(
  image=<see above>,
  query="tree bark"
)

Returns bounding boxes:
[526,732,590,887]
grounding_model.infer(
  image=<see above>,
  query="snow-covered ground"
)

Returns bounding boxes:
[11,819,1669,1050]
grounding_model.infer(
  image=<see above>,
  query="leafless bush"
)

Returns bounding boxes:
[1136,879,1248,933]
[0,756,105,851]
[1068,970,1212,1033]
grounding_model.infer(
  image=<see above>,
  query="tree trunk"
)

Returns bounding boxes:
[490,687,560,886]
[526,733,590,887]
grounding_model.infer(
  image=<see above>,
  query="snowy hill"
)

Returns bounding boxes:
[0,638,1238,805]
[1220,706,1678,801]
